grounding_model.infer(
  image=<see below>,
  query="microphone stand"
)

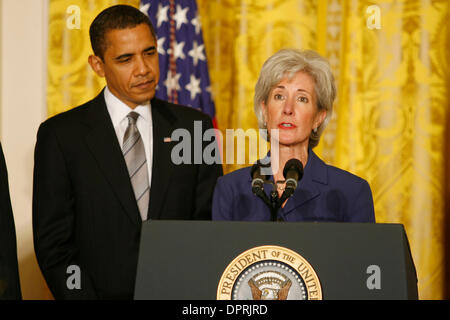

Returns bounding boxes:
[252,158,303,221]
[253,180,289,222]
[269,187,279,221]
[277,187,295,208]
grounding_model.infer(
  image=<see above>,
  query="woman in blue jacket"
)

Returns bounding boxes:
[212,49,375,222]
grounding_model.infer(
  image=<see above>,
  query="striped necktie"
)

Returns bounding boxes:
[122,112,149,221]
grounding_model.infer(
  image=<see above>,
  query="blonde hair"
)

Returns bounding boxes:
[254,49,336,148]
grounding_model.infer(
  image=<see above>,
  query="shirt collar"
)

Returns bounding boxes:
[104,86,151,125]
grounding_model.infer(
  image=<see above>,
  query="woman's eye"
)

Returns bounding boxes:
[298,96,308,103]
[274,94,284,100]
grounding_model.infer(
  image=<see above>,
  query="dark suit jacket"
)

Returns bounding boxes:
[0,143,22,299]
[212,150,375,222]
[33,90,223,299]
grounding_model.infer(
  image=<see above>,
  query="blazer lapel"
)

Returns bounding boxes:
[82,92,141,226]
[283,151,327,215]
[248,151,326,215]
[148,99,177,219]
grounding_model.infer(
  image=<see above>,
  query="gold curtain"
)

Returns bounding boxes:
[47,0,139,117]
[197,0,449,299]
[48,0,449,299]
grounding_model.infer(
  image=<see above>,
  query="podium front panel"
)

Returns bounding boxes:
[134,221,417,300]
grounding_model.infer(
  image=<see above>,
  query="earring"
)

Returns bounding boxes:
[313,127,318,133]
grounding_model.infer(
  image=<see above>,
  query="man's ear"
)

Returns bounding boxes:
[88,55,105,77]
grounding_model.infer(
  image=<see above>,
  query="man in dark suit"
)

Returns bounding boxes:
[33,5,222,299]
[0,143,22,299]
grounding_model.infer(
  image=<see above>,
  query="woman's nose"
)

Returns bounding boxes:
[282,96,294,115]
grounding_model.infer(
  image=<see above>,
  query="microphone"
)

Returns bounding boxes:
[282,159,304,196]
[250,162,265,195]
[250,162,272,212]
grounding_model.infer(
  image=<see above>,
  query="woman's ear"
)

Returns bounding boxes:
[261,101,268,126]
[314,109,327,130]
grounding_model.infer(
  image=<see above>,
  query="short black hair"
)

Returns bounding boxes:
[89,5,156,60]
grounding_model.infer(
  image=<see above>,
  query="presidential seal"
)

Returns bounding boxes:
[217,245,322,300]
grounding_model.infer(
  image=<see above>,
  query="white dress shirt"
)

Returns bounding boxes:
[104,86,153,189]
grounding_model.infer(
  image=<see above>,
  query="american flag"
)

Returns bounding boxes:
[140,0,216,121]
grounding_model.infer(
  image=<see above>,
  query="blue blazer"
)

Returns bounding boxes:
[212,151,375,222]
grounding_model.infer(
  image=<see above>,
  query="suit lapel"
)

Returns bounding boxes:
[148,98,177,219]
[283,151,327,215]
[82,92,141,226]
[248,151,327,215]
